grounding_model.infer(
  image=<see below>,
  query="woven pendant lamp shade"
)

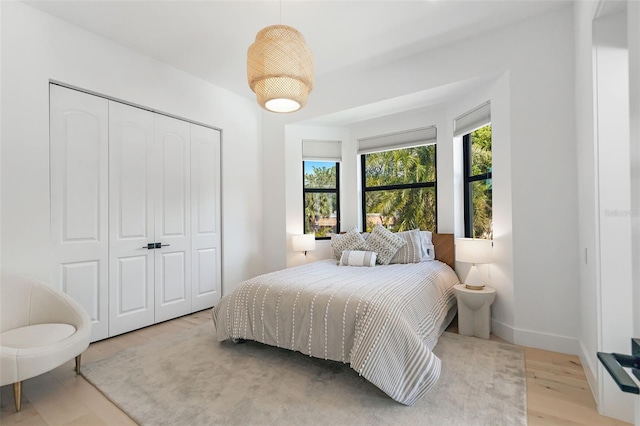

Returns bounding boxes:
[247,25,314,113]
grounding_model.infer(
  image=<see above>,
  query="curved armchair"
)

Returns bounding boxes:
[0,275,91,411]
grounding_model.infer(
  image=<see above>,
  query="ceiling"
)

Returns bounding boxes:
[25,0,569,121]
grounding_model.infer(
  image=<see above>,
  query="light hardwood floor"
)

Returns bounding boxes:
[0,311,630,426]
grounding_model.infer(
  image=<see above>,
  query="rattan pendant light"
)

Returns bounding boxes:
[247,23,314,113]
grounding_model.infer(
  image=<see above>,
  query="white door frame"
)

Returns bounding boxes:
[592,0,638,421]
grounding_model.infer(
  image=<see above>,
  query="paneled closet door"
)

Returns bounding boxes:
[108,102,155,337]
[154,115,192,322]
[50,85,109,342]
[190,124,222,311]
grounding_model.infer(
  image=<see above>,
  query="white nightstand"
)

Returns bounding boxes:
[453,284,496,339]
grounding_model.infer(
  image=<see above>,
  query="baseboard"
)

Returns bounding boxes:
[489,319,580,355]
[512,327,580,355]
[578,340,599,405]
[491,318,514,343]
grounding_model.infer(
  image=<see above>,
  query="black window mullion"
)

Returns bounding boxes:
[365,181,436,192]
[335,162,341,234]
[467,172,492,183]
[434,144,438,232]
[463,134,472,238]
[305,188,338,194]
[361,155,367,230]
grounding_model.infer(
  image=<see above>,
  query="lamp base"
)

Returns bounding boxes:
[463,264,485,290]
[464,284,485,290]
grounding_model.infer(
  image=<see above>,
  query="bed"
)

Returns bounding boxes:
[212,230,459,406]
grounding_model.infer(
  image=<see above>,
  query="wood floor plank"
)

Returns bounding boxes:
[67,380,137,426]
[0,384,46,426]
[62,413,107,426]
[21,374,91,426]
[0,311,631,425]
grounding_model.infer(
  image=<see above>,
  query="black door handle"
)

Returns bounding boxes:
[597,338,640,394]
[142,243,171,249]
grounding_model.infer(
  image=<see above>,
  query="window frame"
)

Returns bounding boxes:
[360,144,437,232]
[303,161,341,240]
[462,130,492,238]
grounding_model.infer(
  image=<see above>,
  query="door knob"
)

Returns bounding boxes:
[154,242,170,249]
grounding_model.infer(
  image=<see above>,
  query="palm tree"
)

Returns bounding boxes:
[364,145,436,232]
[304,164,337,236]
[469,126,493,239]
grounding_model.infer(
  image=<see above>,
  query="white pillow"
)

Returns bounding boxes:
[389,229,422,264]
[420,230,435,261]
[339,250,377,267]
[365,225,407,265]
[330,227,368,260]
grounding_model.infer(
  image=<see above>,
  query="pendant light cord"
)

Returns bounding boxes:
[279,0,282,24]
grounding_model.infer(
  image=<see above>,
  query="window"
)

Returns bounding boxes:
[463,124,492,239]
[303,161,340,238]
[361,145,437,232]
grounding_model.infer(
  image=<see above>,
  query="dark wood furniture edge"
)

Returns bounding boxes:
[432,233,455,270]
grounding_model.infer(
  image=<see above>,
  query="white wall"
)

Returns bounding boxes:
[262,5,580,354]
[448,75,515,343]
[0,2,264,295]
[504,10,579,354]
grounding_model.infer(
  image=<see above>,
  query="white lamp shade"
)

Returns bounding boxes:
[292,234,316,252]
[455,238,493,264]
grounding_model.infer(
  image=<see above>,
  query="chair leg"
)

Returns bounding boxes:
[75,354,82,375]
[13,381,22,412]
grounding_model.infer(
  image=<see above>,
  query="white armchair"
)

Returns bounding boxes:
[0,275,91,411]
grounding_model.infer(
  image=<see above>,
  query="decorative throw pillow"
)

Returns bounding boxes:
[389,229,422,264]
[339,250,377,267]
[420,230,435,261]
[330,227,368,260]
[365,225,406,265]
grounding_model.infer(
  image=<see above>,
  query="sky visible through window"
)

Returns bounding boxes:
[304,161,334,175]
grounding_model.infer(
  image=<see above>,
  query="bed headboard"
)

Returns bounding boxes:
[432,233,454,269]
[338,230,455,268]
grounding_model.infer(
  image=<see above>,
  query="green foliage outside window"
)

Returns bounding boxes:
[304,164,336,188]
[304,162,338,237]
[363,145,436,232]
[466,125,493,239]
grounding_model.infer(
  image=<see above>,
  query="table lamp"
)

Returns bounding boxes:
[292,234,316,256]
[455,238,493,290]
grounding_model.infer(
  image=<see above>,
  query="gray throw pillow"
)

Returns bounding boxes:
[389,229,422,264]
[365,225,406,265]
[330,227,368,260]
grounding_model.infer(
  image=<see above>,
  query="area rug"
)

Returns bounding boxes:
[82,323,526,425]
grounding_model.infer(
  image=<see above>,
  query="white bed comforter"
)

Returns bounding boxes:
[212,259,459,405]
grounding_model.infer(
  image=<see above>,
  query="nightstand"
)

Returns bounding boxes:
[453,284,496,339]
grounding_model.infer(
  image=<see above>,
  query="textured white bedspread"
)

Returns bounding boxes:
[212,259,459,405]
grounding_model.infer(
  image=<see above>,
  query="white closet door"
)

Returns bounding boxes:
[190,124,222,311]
[50,85,109,342]
[154,115,192,322]
[108,102,155,336]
